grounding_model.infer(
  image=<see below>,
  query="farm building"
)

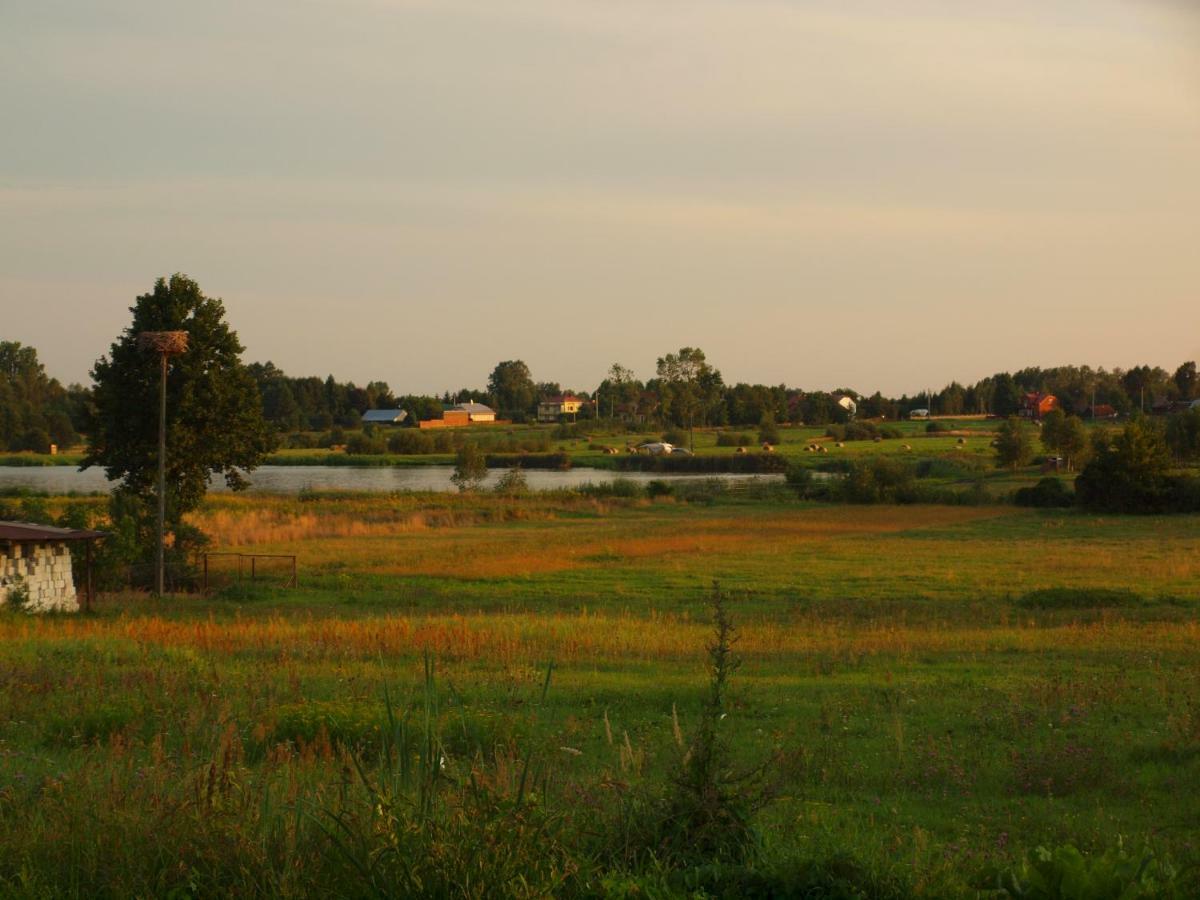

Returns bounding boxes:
[0,521,107,613]
[419,402,501,429]
[1019,392,1058,420]
[361,409,408,426]
[1085,403,1118,419]
[538,394,583,422]
[908,408,930,419]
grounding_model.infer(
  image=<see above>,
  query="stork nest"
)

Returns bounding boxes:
[137,331,189,354]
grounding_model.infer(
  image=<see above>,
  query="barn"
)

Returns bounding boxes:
[0,522,107,613]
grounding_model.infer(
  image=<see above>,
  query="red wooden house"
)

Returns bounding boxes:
[1018,392,1058,420]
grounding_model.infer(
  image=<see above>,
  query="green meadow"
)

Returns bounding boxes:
[1,488,1198,896]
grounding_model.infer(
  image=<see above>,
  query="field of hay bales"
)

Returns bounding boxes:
[1,490,1198,896]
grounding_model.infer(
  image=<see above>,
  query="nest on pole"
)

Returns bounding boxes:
[138,331,189,355]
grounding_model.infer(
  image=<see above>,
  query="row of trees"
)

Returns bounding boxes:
[10,324,1199,443]
[913,363,1197,419]
[0,342,88,452]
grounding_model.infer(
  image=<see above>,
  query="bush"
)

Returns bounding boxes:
[758,415,780,445]
[493,467,528,495]
[387,430,435,454]
[839,458,917,504]
[1014,477,1075,508]
[715,432,755,447]
[645,479,674,498]
[451,444,487,492]
[345,432,386,455]
[1076,418,1200,513]
[826,422,880,442]
[984,842,1197,899]
[663,429,688,446]
[1018,588,1144,610]
[926,420,952,433]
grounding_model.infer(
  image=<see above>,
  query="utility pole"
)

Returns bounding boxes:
[138,330,188,596]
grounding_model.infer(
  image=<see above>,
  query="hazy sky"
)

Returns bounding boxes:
[3,0,1199,395]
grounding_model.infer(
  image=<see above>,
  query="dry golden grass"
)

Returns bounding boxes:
[3,610,1196,665]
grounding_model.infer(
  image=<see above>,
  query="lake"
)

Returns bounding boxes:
[0,465,785,495]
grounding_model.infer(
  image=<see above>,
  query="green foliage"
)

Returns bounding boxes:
[4,577,30,611]
[493,466,529,496]
[757,414,780,446]
[0,342,86,452]
[1165,408,1200,461]
[1076,417,1200,513]
[988,842,1194,899]
[83,274,276,517]
[995,417,1035,470]
[450,444,488,492]
[662,428,688,446]
[1041,410,1091,471]
[840,458,917,504]
[487,359,536,419]
[1014,477,1075,508]
[1018,588,1144,610]
[715,431,755,447]
[826,421,881,442]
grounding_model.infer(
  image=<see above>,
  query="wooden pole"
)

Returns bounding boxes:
[85,540,94,614]
[156,351,167,598]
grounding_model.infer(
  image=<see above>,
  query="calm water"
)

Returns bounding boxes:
[0,465,784,495]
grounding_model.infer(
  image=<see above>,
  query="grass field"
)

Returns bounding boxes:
[2,489,1198,896]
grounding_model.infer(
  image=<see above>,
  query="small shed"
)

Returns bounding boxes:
[361,409,409,426]
[0,522,108,613]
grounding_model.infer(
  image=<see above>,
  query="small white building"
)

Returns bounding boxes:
[0,522,106,613]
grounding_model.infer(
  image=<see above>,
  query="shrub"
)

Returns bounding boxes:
[926,420,952,433]
[839,458,916,504]
[4,577,30,611]
[984,842,1196,899]
[493,467,528,495]
[1014,477,1075,508]
[645,479,674,498]
[1075,418,1200,513]
[758,415,780,445]
[663,429,689,446]
[387,430,435,454]
[826,422,880,442]
[450,444,487,492]
[715,432,754,447]
[345,432,386,455]
[1018,588,1143,610]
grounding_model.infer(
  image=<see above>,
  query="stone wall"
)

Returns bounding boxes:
[0,542,80,613]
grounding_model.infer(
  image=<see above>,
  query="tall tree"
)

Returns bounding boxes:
[84,275,276,517]
[487,360,536,418]
[1174,361,1197,400]
[994,417,1034,471]
[656,347,720,449]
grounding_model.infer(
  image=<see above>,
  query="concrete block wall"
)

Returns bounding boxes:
[0,542,80,613]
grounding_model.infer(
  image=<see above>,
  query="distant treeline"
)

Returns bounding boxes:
[4,340,1198,451]
[0,342,88,452]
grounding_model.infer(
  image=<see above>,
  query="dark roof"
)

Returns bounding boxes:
[361,409,408,423]
[0,521,109,542]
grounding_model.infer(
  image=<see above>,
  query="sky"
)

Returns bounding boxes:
[3,0,1199,396]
